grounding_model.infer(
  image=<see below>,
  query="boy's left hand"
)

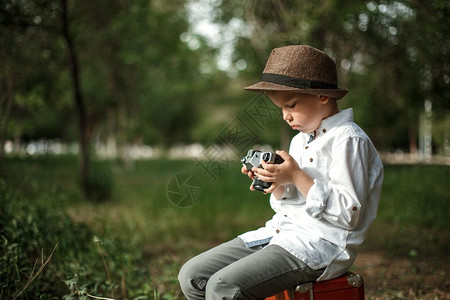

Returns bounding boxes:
[252,150,301,194]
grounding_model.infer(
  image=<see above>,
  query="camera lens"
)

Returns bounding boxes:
[253,178,272,191]
[262,152,270,162]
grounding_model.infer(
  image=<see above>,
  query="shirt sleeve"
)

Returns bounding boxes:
[304,136,370,230]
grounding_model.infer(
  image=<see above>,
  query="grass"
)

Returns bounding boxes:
[378,164,450,227]
[1,155,449,299]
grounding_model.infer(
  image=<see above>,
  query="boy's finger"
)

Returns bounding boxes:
[260,159,268,167]
[260,158,277,172]
[264,184,277,194]
[276,150,290,160]
[241,166,248,174]
[254,172,271,182]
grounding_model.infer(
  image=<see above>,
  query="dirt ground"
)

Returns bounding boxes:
[353,251,450,299]
[147,240,450,300]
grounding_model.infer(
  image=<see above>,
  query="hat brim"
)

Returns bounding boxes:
[244,81,348,100]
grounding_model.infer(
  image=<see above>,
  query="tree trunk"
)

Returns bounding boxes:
[61,0,90,198]
[0,61,15,164]
[408,126,418,159]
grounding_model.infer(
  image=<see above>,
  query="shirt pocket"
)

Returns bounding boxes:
[301,155,330,181]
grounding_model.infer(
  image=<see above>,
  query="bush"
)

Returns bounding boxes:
[0,179,151,299]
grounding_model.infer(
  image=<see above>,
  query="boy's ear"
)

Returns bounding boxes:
[318,95,329,104]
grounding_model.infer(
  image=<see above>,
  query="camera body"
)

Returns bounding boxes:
[241,149,284,191]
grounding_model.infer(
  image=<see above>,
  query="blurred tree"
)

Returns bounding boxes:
[1,0,448,167]
[340,0,450,152]
[61,0,216,149]
[213,0,449,152]
[0,0,209,194]
[0,0,66,161]
[61,0,91,196]
[0,61,14,163]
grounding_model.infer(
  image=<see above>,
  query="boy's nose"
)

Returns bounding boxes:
[282,111,293,122]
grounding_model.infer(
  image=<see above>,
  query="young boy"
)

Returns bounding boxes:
[178,45,383,300]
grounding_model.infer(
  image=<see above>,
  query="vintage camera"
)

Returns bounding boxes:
[241,149,284,192]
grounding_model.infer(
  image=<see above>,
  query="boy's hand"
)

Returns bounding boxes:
[252,150,301,194]
[241,165,256,191]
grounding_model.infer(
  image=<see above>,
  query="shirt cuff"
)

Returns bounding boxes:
[305,179,331,218]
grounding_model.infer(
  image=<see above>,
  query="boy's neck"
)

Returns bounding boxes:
[322,100,340,121]
[310,102,339,134]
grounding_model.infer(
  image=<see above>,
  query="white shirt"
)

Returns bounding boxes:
[239,108,384,281]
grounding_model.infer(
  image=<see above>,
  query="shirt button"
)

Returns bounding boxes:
[352,206,357,211]
[276,229,280,233]
[322,129,327,133]
[310,158,313,162]
[305,146,309,149]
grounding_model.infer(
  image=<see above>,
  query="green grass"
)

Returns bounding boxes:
[1,156,449,299]
[378,164,450,228]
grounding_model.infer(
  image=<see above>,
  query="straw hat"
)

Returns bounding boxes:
[244,45,348,99]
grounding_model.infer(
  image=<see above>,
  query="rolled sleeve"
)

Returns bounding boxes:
[330,138,369,229]
[305,136,370,230]
[305,179,331,218]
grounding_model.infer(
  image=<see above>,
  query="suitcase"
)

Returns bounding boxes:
[265,272,364,300]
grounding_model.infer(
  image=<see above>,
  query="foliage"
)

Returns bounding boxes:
[215,0,450,151]
[1,0,448,156]
[0,0,219,151]
[0,178,151,299]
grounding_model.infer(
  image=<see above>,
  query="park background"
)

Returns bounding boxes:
[0,0,449,299]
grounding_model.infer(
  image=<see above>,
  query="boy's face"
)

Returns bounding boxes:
[266,91,329,134]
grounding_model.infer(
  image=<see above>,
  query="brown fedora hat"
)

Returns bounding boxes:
[244,45,348,99]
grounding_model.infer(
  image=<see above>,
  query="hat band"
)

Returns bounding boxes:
[261,73,337,89]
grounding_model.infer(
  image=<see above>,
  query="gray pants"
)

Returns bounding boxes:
[178,238,324,300]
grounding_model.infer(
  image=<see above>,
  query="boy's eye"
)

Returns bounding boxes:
[286,102,296,108]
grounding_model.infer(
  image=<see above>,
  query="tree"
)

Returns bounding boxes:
[0,60,14,163]
[1,0,219,170]
[0,0,64,161]
[211,0,449,152]
[60,0,92,197]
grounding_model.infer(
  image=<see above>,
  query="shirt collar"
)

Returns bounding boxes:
[307,108,354,141]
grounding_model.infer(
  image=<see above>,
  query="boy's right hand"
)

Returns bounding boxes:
[241,165,256,191]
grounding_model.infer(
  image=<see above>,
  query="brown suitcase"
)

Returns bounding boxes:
[265,272,365,300]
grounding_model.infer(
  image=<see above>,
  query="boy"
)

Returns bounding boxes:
[178,45,383,300]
